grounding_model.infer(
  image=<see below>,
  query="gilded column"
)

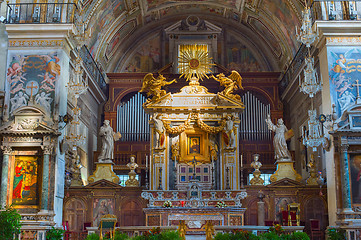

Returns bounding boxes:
[41,145,52,210]
[0,146,12,208]
[340,142,352,211]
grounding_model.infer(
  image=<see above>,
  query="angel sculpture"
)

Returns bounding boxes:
[211,70,243,101]
[139,73,176,103]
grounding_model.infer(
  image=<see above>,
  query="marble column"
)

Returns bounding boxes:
[0,21,8,91]
[41,146,52,211]
[0,146,11,208]
[340,142,352,211]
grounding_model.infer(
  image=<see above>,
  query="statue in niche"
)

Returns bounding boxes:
[139,73,176,103]
[209,136,218,161]
[211,70,243,101]
[265,115,291,161]
[171,140,180,161]
[98,120,121,162]
[222,115,236,147]
[150,114,165,148]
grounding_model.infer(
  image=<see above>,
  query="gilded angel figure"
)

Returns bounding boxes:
[211,70,243,100]
[139,73,176,103]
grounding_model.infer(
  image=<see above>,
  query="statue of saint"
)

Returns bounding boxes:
[265,114,291,161]
[127,155,138,173]
[151,114,165,148]
[223,115,235,147]
[98,120,121,162]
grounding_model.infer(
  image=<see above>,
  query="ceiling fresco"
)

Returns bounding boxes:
[79,0,305,72]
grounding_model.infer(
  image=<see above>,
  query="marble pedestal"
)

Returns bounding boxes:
[88,162,120,184]
[270,159,301,183]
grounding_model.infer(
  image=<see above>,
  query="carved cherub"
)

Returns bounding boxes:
[211,70,243,100]
[139,73,176,103]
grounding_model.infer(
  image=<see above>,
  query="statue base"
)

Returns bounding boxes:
[125,172,139,187]
[88,162,119,184]
[270,159,301,183]
[250,170,264,185]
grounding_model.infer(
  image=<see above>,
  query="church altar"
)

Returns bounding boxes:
[142,188,247,228]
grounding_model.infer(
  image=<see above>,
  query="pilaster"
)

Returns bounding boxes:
[0,146,11,207]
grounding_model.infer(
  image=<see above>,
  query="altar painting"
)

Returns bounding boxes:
[11,156,40,206]
[349,154,361,205]
[181,130,209,164]
[327,46,361,118]
[93,198,115,227]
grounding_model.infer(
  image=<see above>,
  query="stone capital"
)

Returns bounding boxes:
[41,145,53,155]
[1,146,12,155]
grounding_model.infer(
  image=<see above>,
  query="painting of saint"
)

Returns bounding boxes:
[93,198,115,227]
[350,155,361,204]
[188,136,201,154]
[12,156,39,206]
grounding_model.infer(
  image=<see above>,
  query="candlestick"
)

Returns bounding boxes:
[241,154,243,168]
[146,155,148,168]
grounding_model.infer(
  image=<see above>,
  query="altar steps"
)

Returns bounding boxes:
[185,235,206,240]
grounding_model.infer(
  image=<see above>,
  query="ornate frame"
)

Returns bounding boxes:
[9,153,42,209]
[180,127,209,164]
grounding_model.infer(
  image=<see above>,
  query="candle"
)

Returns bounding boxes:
[240,154,243,168]
[146,155,148,168]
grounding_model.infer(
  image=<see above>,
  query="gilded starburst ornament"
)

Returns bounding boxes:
[178,44,215,81]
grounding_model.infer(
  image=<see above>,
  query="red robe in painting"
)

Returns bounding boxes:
[13,165,24,199]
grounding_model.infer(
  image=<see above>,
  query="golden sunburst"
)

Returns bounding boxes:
[178,44,215,81]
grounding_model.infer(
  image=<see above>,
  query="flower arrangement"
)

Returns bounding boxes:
[215,201,227,208]
[269,224,285,235]
[163,200,173,208]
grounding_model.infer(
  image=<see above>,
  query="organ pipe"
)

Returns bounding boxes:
[117,92,150,141]
[240,91,271,141]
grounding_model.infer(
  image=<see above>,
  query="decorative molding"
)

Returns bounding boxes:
[326,37,361,45]
[9,40,64,48]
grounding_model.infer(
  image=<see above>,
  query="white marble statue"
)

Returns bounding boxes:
[35,92,52,113]
[224,115,235,147]
[265,114,291,161]
[338,91,355,113]
[10,91,29,112]
[151,114,165,148]
[127,155,138,173]
[98,120,121,162]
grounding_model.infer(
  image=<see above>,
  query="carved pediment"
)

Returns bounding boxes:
[144,89,244,111]
[85,179,122,189]
[266,178,305,187]
[0,106,58,136]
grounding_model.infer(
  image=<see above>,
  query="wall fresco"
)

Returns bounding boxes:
[87,0,125,57]
[7,52,60,115]
[263,0,300,54]
[327,46,361,117]
[226,34,263,72]
[122,34,161,72]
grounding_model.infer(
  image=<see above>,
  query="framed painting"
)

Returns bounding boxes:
[349,154,361,205]
[10,155,41,208]
[180,128,209,164]
[92,198,115,227]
